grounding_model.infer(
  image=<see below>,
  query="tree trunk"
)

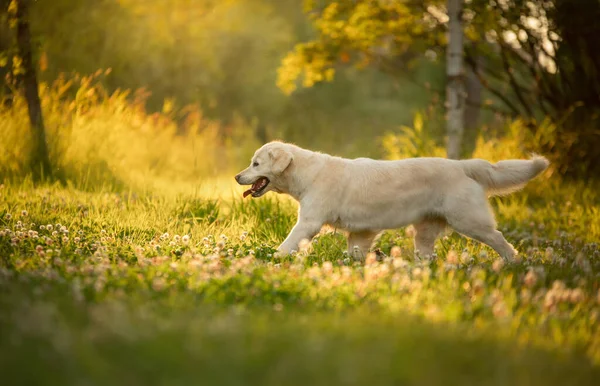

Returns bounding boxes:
[446,0,465,160]
[15,0,52,181]
[463,51,482,158]
[1,0,13,107]
[0,55,14,108]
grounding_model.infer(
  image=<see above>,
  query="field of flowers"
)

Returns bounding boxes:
[1,179,599,385]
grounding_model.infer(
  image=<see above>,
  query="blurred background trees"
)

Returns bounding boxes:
[278,0,600,176]
[1,0,598,186]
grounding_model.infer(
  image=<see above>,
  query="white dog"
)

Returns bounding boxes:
[235,141,549,261]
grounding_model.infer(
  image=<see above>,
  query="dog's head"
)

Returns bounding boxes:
[235,142,294,198]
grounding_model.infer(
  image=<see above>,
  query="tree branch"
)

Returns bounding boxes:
[499,41,533,117]
[517,26,563,106]
[464,50,521,117]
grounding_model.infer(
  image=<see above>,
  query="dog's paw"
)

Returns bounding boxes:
[501,254,520,266]
[505,248,521,264]
[274,250,293,259]
[273,251,285,259]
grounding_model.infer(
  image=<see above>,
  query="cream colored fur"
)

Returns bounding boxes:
[235,141,549,261]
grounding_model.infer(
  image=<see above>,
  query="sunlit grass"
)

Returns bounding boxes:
[0,178,599,384]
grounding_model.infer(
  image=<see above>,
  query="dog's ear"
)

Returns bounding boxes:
[268,148,293,175]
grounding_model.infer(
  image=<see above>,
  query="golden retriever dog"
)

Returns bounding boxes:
[235,141,549,261]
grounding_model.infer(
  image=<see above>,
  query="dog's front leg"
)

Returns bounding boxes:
[275,219,322,257]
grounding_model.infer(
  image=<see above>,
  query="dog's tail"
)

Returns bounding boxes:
[460,155,550,196]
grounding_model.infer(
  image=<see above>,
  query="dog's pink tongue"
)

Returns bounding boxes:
[243,188,253,198]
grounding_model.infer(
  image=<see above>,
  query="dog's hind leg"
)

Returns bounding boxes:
[347,230,379,261]
[444,183,517,261]
[450,223,517,261]
[413,219,446,259]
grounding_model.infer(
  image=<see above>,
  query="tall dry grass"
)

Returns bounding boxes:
[0,70,259,191]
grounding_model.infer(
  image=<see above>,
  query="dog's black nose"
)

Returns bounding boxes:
[234,174,241,183]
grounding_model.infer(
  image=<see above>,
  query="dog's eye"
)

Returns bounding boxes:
[253,162,259,167]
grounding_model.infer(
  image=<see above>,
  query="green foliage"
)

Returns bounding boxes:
[0,178,599,383]
[277,0,438,94]
[381,113,583,180]
[381,111,446,159]
[463,0,600,177]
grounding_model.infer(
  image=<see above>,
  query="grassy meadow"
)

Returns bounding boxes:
[1,176,600,385]
[1,73,600,385]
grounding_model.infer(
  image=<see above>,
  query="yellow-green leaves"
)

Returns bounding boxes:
[277,0,436,94]
[277,42,337,95]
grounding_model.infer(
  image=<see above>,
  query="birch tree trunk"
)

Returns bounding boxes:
[446,0,465,160]
[15,0,52,180]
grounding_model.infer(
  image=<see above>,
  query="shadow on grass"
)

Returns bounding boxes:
[0,286,597,386]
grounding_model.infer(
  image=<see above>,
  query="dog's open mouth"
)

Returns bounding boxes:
[243,177,270,198]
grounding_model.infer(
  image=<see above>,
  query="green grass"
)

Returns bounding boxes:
[1,179,599,385]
